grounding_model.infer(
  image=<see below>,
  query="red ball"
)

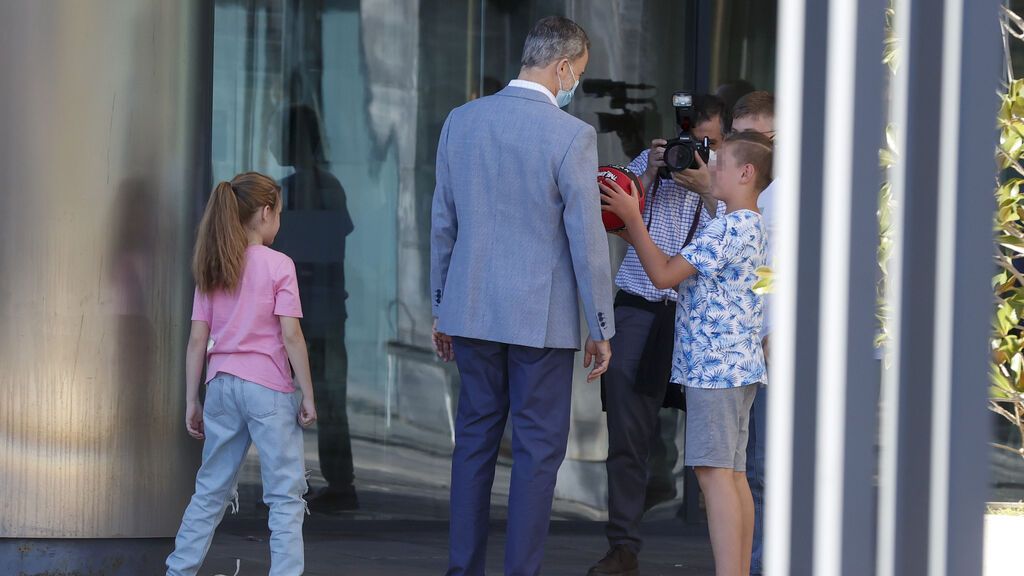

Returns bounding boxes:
[598,165,645,231]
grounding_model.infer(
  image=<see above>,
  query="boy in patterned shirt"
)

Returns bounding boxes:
[601,131,772,576]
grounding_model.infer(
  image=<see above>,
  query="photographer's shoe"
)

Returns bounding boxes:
[586,545,639,576]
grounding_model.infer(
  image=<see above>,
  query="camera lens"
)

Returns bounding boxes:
[663,141,695,172]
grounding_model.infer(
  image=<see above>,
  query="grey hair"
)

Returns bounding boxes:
[520,16,590,69]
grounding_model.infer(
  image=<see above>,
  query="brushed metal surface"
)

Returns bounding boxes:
[0,0,207,538]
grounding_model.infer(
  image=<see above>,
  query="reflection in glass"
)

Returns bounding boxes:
[273,103,358,511]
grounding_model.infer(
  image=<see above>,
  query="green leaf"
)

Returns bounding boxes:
[752,266,775,295]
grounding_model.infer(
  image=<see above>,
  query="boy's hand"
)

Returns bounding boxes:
[600,179,642,225]
[299,396,318,428]
[185,400,205,440]
[583,337,612,382]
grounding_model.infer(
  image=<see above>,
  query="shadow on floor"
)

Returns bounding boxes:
[203,518,714,576]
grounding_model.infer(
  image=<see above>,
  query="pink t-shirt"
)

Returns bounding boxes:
[192,245,303,393]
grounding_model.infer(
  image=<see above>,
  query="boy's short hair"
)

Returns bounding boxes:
[732,91,775,122]
[724,131,773,192]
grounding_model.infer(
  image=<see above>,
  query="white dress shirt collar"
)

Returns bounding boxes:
[508,79,558,106]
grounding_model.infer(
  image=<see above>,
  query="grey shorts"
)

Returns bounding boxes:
[684,384,759,471]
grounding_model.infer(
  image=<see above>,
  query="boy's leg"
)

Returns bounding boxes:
[167,376,252,576]
[245,381,308,576]
[447,337,511,576]
[736,384,758,575]
[685,385,757,576]
[695,466,744,576]
[734,472,754,576]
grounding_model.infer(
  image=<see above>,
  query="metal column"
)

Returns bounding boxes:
[770,0,1001,575]
[813,0,887,574]
[765,0,830,573]
[0,0,211,545]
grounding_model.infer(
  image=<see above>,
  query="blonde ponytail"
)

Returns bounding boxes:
[192,173,280,292]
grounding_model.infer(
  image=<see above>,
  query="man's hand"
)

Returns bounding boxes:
[583,337,612,382]
[643,138,669,180]
[672,152,716,217]
[432,318,455,362]
[600,179,642,226]
[671,151,712,194]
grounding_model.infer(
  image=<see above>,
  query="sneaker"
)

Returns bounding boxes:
[586,545,639,576]
[306,484,359,513]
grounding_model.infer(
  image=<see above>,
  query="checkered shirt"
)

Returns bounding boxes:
[615,150,712,302]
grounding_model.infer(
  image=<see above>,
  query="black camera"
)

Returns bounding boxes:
[659,92,711,177]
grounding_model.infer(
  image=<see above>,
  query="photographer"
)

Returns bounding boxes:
[589,94,724,576]
[638,95,725,217]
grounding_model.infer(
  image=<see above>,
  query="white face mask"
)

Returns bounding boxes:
[555,61,579,108]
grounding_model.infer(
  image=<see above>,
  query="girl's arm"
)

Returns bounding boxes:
[185,321,210,439]
[280,316,317,427]
[600,180,698,289]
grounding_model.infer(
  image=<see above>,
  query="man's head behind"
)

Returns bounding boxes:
[731,91,775,136]
[714,131,773,201]
[690,94,726,152]
[519,16,590,99]
[716,79,757,130]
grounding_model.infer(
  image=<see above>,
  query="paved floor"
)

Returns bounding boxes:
[203,518,714,576]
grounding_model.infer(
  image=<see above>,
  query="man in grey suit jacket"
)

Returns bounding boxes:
[430,16,615,576]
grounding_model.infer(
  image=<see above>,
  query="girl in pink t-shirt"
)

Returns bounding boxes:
[167,172,316,576]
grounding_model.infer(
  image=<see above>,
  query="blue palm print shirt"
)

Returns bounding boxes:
[671,209,767,389]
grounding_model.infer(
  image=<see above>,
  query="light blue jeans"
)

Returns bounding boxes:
[167,373,307,576]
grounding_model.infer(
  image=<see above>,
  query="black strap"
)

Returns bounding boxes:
[646,175,704,246]
[644,178,660,230]
[683,198,704,247]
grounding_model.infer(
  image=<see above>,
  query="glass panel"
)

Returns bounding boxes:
[212,0,403,517]
[709,0,777,93]
[211,0,777,522]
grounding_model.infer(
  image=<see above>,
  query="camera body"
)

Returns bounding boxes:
[659,92,712,178]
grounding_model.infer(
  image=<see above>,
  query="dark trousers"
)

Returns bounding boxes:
[446,337,575,576]
[746,384,767,574]
[310,323,354,488]
[604,304,668,553]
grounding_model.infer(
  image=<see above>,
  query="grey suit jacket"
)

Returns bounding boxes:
[430,86,615,350]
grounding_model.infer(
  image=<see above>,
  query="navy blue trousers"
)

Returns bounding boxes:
[446,337,575,576]
[746,384,767,575]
